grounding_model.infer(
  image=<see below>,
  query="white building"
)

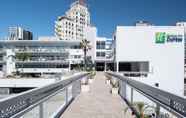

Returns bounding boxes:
[55,0,90,41]
[8,27,33,40]
[113,26,185,99]
[0,39,83,76]
[85,26,114,71]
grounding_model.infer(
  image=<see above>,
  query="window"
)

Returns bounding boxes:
[96,41,105,49]
[119,61,149,77]
[119,62,149,72]
[96,52,105,57]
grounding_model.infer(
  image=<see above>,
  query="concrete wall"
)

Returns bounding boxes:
[115,26,185,97]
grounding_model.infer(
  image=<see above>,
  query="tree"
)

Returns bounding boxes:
[124,102,155,118]
[16,53,31,61]
[80,39,91,71]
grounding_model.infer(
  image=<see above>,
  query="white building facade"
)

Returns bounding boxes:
[113,26,185,99]
[0,39,83,76]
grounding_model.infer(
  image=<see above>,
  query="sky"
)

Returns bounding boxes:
[0,0,186,39]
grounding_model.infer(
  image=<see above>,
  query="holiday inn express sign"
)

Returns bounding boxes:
[155,32,183,44]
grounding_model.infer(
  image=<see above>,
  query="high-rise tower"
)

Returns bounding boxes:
[55,0,90,40]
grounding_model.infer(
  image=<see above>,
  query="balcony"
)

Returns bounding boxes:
[15,48,68,54]
[16,60,69,64]
[17,68,69,74]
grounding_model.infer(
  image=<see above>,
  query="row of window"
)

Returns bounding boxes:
[66,22,74,26]
[71,55,81,59]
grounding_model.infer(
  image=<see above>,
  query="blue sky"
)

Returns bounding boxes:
[0,0,186,39]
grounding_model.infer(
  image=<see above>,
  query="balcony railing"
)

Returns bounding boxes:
[15,48,68,54]
[16,60,69,64]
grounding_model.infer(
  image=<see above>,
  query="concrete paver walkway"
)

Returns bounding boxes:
[61,72,129,118]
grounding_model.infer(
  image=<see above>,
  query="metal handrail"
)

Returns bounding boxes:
[106,72,186,118]
[0,72,89,118]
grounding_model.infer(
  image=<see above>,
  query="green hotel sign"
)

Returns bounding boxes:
[155,32,183,44]
[156,32,166,44]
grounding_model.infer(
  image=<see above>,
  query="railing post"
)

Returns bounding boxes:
[72,80,81,98]
[155,104,160,118]
[39,103,44,118]
[65,87,68,104]
[131,87,134,104]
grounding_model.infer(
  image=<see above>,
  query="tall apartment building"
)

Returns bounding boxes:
[8,27,33,40]
[55,0,90,40]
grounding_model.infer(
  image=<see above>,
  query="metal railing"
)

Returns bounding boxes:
[15,49,68,54]
[106,72,186,118]
[0,72,89,118]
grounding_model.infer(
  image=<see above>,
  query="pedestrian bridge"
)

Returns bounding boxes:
[0,72,185,118]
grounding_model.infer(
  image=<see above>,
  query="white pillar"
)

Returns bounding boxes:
[68,61,71,71]
[6,49,15,76]
[116,62,119,72]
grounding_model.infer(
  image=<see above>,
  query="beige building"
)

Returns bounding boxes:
[55,0,90,40]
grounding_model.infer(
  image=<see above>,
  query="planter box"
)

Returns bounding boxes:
[81,85,90,92]
[106,79,110,85]
[111,87,119,95]
[88,79,93,84]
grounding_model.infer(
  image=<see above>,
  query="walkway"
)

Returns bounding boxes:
[61,72,130,118]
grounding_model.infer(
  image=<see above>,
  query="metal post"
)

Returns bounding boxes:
[105,62,107,72]
[39,103,44,118]
[65,87,68,104]
[155,104,160,118]
[131,87,133,104]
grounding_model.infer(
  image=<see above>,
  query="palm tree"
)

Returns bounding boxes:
[80,39,91,71]
[124,102,155,118]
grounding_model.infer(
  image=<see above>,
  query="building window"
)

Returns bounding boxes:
[96,41,105,49]
[96,52,105,57]
[119,61,149,77]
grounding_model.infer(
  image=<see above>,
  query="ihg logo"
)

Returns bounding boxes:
[156,32,166,44]
[155,32,183,44]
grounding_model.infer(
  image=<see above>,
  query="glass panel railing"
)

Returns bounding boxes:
[43,89,66,118]
[21,106,40,118]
